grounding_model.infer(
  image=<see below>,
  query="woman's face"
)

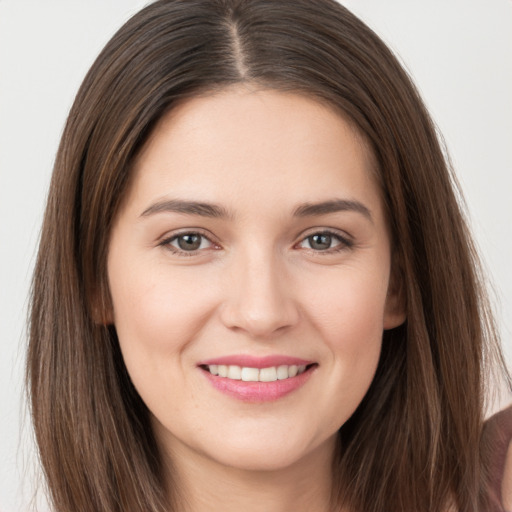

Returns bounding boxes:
[107,87,405,474]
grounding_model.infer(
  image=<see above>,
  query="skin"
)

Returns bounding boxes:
[107,86,405,512]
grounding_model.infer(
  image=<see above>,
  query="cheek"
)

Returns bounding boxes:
[108,256,219,364]
[304,265,389,345]
[108,260,222,421]
[300,267,388,426]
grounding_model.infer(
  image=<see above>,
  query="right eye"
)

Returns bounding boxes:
[161,232,216,255]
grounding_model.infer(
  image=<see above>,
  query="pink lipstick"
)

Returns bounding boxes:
[197,355,317,402]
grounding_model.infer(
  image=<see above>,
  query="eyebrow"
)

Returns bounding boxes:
[292,199,373,222]
[140,199,232,219]
[140,198,372,222]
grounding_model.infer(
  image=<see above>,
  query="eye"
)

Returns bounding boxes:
[298,231,352,252]
[161,232,216,254]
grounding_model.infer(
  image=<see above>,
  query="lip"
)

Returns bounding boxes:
[198,355,317,403]
[198,355,314,369]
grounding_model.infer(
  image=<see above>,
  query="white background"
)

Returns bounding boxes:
[0,1,510,510]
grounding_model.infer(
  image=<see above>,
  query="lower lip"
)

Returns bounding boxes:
[201,366,316,402]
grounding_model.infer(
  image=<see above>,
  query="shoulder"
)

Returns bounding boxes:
[503,440,512,511]
[481,405,512,511]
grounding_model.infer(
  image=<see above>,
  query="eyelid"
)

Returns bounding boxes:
[295,228,354,253]
[157,227,354,257]
[158,228,220,255]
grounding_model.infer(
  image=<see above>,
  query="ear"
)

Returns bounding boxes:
[383,257,406,330]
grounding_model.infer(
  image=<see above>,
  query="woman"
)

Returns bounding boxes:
[27,1,511,511]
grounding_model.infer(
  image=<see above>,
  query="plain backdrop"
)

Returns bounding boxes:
[0,1,511,510]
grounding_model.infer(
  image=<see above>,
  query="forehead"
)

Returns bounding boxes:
[125,86,382,219]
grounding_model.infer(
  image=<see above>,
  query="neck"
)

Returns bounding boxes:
[163,438,337,512]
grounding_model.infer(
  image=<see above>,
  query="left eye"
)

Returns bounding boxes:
[298,232,347,251]
[166,233,213,252]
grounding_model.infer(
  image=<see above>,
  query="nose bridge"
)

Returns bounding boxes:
[220,243,299,337]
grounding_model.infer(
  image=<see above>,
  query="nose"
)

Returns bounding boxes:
[219,248,300,338]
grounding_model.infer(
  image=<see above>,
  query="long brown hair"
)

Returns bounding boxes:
[27,1,509,511]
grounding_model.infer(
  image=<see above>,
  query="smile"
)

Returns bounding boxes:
[198,356,317,402]
[204,364,308,382]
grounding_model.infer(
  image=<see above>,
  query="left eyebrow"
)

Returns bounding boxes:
[292,199,373,222]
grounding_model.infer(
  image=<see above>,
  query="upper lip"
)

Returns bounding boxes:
[198,355,315,369]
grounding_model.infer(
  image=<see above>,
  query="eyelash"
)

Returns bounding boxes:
[159,229,218,257]
[159,229,353,256]
[298,230,354,254]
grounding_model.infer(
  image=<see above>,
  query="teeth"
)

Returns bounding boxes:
[206,364,309,381]
[276,365,289,380]
[227,365,242,380]
[241,367,259,382]
[259,367,277,382]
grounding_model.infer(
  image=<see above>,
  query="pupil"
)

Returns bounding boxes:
[178,234,201,251]
[310,234,331,250]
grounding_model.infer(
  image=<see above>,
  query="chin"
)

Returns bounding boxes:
[201,430,335,474]
[212,447,309,473]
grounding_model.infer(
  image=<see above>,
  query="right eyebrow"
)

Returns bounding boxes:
[140,199,233,219]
